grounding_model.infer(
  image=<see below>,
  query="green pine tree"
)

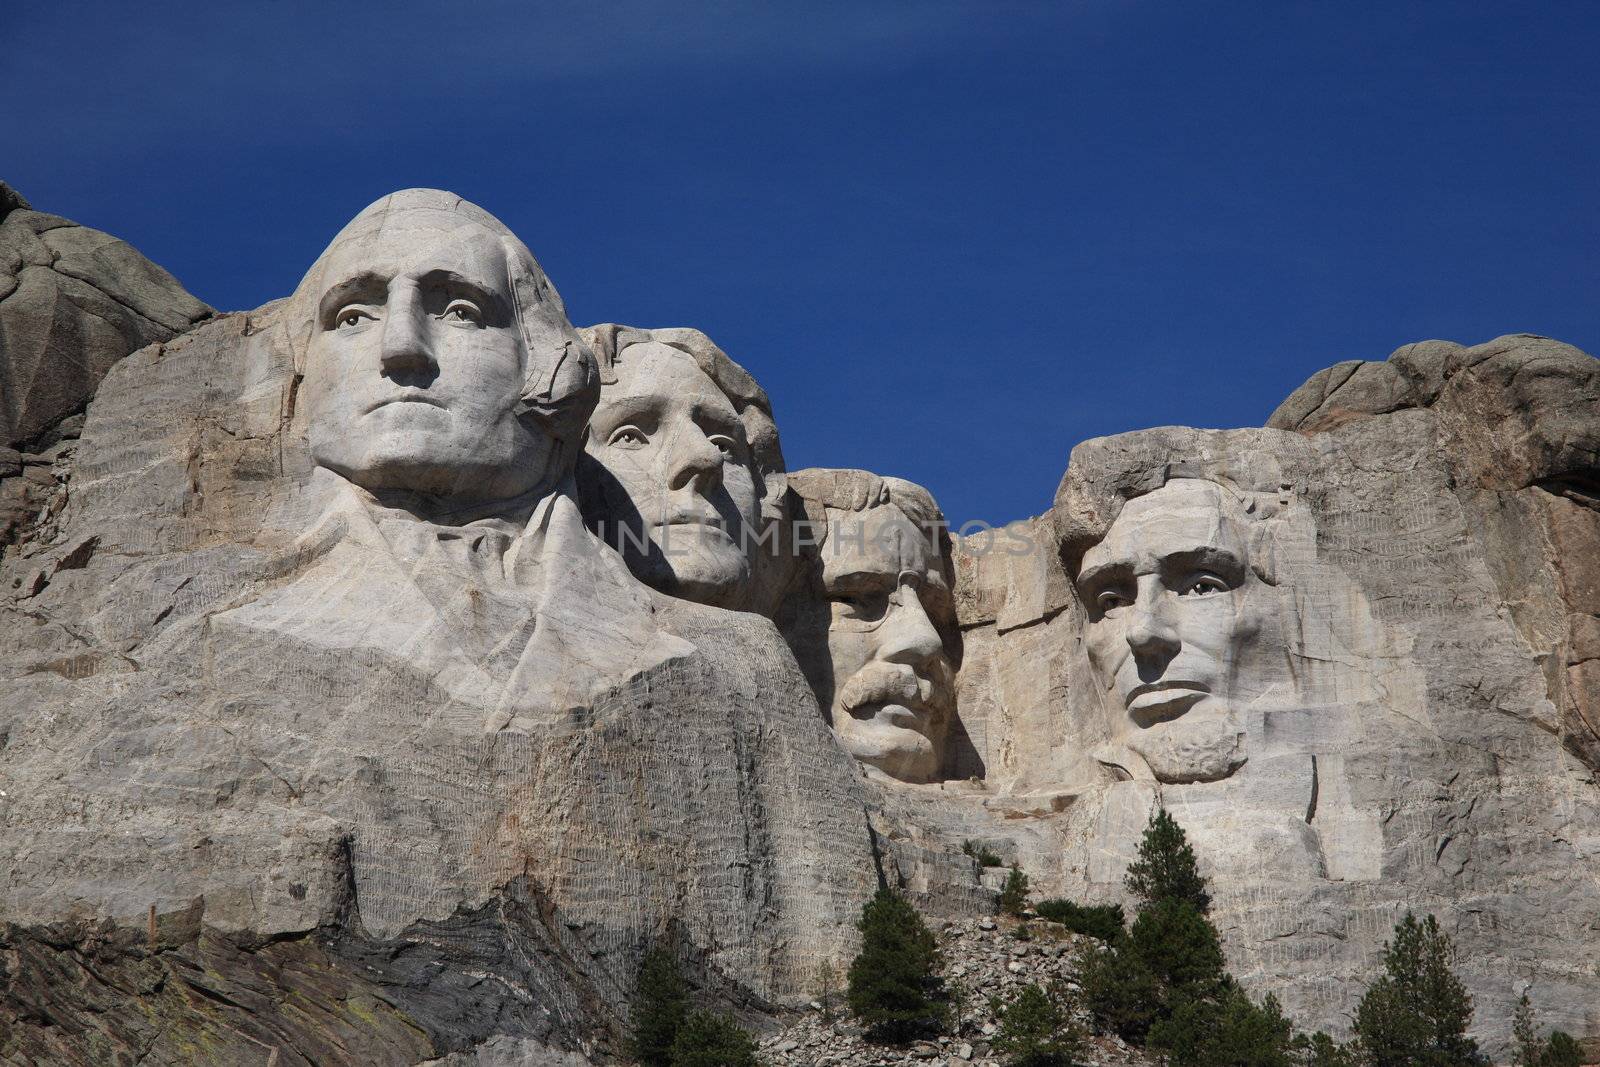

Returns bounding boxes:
[1350,912,1485,1067]
[1539,1031,1583,1067]
[992,982,1083,1067]
[1513,991,1583,1067]
[1000,863,1031,917]
[846,887,947,1042]
[1296,1031,1357,1066]
[1125,807,1211,914]
[630,947,689,1067]
[1149,986,1297,1067]
[667,1009,757,1067]
[1515,993,1543,1067]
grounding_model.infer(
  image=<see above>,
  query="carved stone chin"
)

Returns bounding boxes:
[1125,708,1247,784]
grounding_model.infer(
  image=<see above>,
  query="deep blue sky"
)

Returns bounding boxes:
[6,2,1597,524]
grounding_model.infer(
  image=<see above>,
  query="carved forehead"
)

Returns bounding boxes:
[821,502,939,581]
[316,208,511,290]
[1081,479,1248,571]
[601,341,739,417]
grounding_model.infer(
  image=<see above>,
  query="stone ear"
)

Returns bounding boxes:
[516,337,600,448]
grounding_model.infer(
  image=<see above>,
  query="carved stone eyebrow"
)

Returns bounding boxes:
[316,271,389,327]
[414,268,510,324]
[1156,545,1247,585]
[1075,557,1132,594]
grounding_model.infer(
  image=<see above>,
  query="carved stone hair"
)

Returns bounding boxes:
[286,188,600,457]
[787,467,945,541]
[582,323,788,521]
[1053,427,1313,585]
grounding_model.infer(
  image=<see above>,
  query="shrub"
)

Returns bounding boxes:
[992,982,1083,1067]
[963,839,1004,867]
[1540,1031,1583,1067]
[630,947,689,1067]
[999,864,1031,917]
[847,887,946,1042]
[1125,807,1210,914]
[1035,898,1125,942]
[815,959,840,1024]
[1148,986,1296,1067]
[667,1009,757,1067]
[1350,912,1485,1067]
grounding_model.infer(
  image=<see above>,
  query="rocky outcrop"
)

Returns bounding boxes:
[0,181,212,450]
[1,180,1595,1064]
[937,335,1600,1058]
[0,197,895,1064]
[759,915,1156,1067]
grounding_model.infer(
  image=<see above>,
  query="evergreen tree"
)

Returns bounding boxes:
[847,887,946,1042]
[1000,863,1031,917]
[1297,1031,1357,1067]
[1539,1031,1583,1067]
[1125,807,1211,914]
[630,947,689,1067]
[992,982,1083,1067]
[667,1009,758,1067]
[1080,807,1295,1067]
[1350,912,1485,1067]
[1078,934,1163,1043]
[1515,993,1543,1067]
[1513,992,1583,1067]
[1149,986,1297,1067]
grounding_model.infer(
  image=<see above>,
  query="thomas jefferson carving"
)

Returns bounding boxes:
[577,325,789,614]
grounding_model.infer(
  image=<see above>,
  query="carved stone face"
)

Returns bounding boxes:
[301,211,551,508]
[1075,479,1259,783]
[814,503,954,783]
[582,342,763,609]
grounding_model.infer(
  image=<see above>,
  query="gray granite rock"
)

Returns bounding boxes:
[0,181,212,449]
[938,336,1600,1059]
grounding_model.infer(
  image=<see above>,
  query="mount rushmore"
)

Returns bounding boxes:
[1,186,1596,1064]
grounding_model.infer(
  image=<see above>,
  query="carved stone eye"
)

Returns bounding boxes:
[708,435,736,457]
[608,426,648,450]
[334,307,372,330]
[441,300,482,325]
[1097,590,1130,612]
[1179,574,1229,597]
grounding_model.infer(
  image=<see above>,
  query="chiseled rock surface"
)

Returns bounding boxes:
[944,335,1600,1058]
[1,177,1596,1066]
[0,301,882,1062]
[0,180,212,449]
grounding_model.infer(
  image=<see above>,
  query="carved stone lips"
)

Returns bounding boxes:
[1126,680,1209,722]
[655,509,726,532]
[364,392,446,414]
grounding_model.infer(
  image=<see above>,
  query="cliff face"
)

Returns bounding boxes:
[1,188,1595,1064]
[948,335,1600,1054]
